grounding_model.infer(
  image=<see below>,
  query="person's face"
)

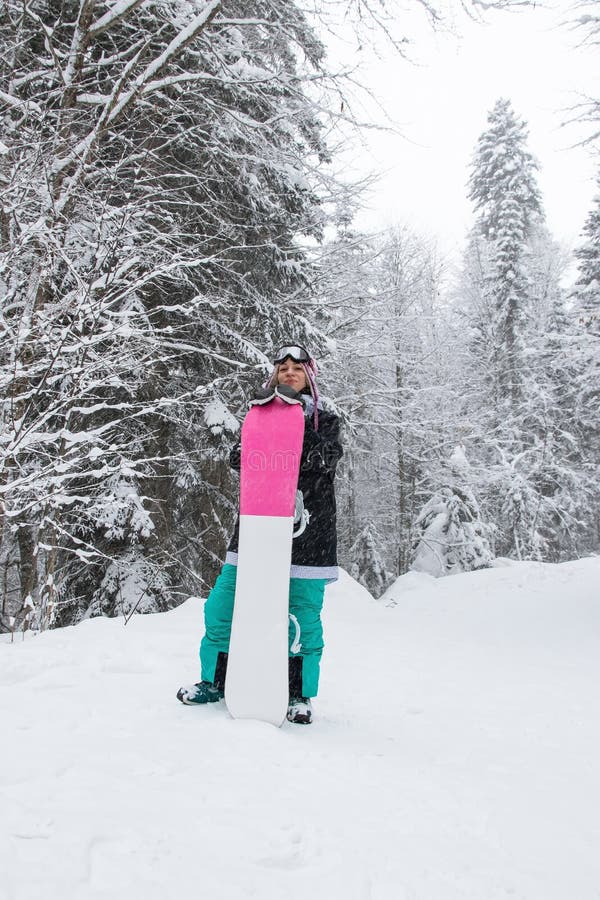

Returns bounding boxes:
[277,359,307,392]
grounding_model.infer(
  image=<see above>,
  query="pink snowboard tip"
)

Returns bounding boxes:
[240,400,304,517]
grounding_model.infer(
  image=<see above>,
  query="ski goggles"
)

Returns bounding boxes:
[273,344,311,364]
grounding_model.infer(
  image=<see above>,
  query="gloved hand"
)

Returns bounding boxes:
[229,441,241,470]
[248,385,276,408]
[275,384,305,406]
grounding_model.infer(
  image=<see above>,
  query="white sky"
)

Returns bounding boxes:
[333,1,599,261]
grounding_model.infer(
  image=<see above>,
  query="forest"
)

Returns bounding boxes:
[1,0,598,633]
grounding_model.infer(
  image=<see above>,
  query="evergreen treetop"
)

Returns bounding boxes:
[469,98,543,244]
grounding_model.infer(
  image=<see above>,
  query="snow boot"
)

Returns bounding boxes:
[177,681,224,705]
[287,697,312,724]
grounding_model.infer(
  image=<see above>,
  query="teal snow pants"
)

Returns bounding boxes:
[199,564,327,698]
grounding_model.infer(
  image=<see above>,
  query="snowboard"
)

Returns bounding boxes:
[225,396,305,726]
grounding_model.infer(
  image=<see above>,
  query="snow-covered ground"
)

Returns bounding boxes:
[2,558,600,900]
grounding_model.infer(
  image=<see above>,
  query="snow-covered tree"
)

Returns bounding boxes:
[410,445,494,577]
[311,192,377,560]
[568,170,600,553]
[572,170,600,335]
[373,226,455,573]
[323,221,458,579]
[0,0,334,629]
[468,98,543,409]
[451,98,597,561]
[349,522,392,598]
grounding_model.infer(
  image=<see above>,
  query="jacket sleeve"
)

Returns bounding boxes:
[301,413,343,476]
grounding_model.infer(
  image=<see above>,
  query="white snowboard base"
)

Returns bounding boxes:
[225,514,293,726]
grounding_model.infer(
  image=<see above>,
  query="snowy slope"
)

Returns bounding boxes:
[2,558,600,900]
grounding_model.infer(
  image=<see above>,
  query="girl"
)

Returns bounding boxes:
[177,344,343,724]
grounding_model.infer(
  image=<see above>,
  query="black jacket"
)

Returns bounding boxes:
[226,406,343,581]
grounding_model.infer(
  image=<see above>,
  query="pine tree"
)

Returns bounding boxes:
[569,169,600,552]
[455,98,593,561]
[349,522,391,598]
[572,170,600,336]
[410,446,494,577]
[468,98,543,410]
